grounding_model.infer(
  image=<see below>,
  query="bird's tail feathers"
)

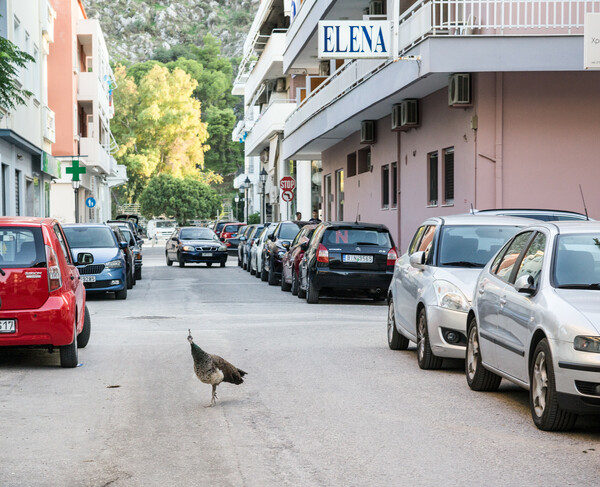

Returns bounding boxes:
[237,368,247,377]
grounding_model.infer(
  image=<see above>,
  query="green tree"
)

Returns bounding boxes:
[139,174,222,224]
[0,37,34,111]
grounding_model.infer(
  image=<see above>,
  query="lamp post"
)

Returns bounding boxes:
[72,180,80,222]
[244,176,251,223]
[259,168,267,223]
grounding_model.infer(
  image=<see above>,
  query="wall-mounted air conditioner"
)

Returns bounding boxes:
[319,61,331,77]
[360,120,376,144]
[448,73,472,107]
[275,78,287,92]
[392,100,419,131]
[260,148,269,164]
[369,0,384,15]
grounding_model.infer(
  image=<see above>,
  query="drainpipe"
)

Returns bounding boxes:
[495,73,503,208]
[392,0,400,61]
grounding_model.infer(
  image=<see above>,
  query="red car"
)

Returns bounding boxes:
[280,224,318,295]
[0,218,93,368]
[220,223,246,245]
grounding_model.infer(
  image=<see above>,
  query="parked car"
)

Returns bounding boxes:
[473,208,590,221]
[244,224,266,273]
[114,214,144,237]
[63,223,129,300]
[107,224,136,289]
[236,225,255,266]
[147,219,177,241]
[466,221,600,431]
[165,226,227,267]
[0,218,93,367]
[387,215,529,370]
[281,224,318,294]
[212,220,235,238]
[107,218,143,243]
[109,221,143,280]
[263,221,307,285]
[222,223,247,251]
[254,224,276,280]
[298,222,397,303]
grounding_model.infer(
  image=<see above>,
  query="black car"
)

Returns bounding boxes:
[109,225,136,289]
[236,225,254,266]
[109,221,143,280]
[165,227,227,267]
[263,221,307,285]
[298,222,397,303]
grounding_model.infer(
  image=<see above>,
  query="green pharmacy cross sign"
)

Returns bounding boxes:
[65,160,86,181]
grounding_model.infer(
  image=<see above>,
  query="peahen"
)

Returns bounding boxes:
[187,329,247,407]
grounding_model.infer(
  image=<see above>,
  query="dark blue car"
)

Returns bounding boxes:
[165,226,227,267]
[63,224,129,299]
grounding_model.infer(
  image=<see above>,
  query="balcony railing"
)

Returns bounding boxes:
[79,137,111,174]
[43,106,55,144]
[245,99,297,156]
[286,0,600,135]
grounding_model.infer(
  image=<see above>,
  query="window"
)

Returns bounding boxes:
[494,232,533,282]
[335,169,344,221]
[408,226,426,254]
[53,225,72,264]
[347,152,357,177]
[515,232,546,287]
[0,227,45,268]
[0,164,6,216]
[443,148,454,205]
[13,16,22,86]
[324,174,332,221]
[391,162,397,208]
[381,164,390,209]
[357,148,370,174]
[428,152,438,206]
[417,225,437,263]
[15,169,21,216]
[32,45,40,99]
[24,31,30,91]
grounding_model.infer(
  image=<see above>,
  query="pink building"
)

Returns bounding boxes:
[282,0,600,250]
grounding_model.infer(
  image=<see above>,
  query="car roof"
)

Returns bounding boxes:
[64,223,111,228]
[475,208,589,219]
[0,217,57,226]
[421,214,536,226]
[323,221,391,230]
[518,221,600,235]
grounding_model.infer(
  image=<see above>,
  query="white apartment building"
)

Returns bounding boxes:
[0,0,59,217]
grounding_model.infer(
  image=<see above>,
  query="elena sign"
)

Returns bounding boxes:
[318,21,390,59]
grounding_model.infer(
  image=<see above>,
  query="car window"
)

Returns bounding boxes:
[493,231,533,282]
[514,232,546,286]
[0,227,45,268]
[323,228,391,247]
[309,225,326,251]
[408,226,426,254]
[279,223,300,241]
[417,225,436,262]
[553,233,600,287]
[53,225,72,264]
[180,228,215,240]
[64,226,117,249]
[224,225,241,233]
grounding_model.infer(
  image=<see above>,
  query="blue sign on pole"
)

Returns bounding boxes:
[85,197,96,208]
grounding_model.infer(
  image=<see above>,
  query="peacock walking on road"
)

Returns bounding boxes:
[188,329,247,407]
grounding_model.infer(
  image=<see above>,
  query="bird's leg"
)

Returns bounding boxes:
[210,384,218,407]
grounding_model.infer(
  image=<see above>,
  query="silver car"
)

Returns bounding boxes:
[388,215,529,369]
[466,221,600,431]
[250,224,274,278]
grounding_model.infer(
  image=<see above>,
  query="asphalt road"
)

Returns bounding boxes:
[1,246,599,487]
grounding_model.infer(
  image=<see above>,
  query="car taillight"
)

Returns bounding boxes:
[387,247,398,266]
[46,245,62,291]
[317,244,329,264]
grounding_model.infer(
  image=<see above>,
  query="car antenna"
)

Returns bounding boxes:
[355,203,359,224]
[579,184,590,220]
[470,203,475,215]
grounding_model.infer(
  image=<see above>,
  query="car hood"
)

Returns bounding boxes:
[554,289,600,335]
[71,247,120,264]
[432,267,484,302]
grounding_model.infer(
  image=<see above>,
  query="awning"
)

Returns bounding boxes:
[267,135,279,172]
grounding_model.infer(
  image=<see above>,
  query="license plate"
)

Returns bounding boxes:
[81,275,96,283]
[343,254,374,264]
[0,319,16,333]
[203,252,213,257]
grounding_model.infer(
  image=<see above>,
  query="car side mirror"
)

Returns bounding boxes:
[409,251,426,269]
[139,239,145,245]
[282,241,290,249]
[269,234,276,241]
[515,274,536,295]
[239,236,247,241]
[119,241,128,249]
[76,252,94,265]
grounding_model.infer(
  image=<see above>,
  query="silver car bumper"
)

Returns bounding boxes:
[427,305,468,359]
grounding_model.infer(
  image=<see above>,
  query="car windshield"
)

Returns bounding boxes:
[554,234,600,288]
[120,228,134,243]
[0,227,45,268]
[224,225,241,233]
[279,223,300,241]
[439,225,521,267]
[180,228,216,240]
[64,226,116,249]
[323,228,392,247]
[156,221,176,228]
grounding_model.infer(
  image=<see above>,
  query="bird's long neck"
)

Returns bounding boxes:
[190,342,210,364]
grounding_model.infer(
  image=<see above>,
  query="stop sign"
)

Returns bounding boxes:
[279,176,296,191]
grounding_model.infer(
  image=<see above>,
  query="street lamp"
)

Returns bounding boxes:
[259,168,268,223]
[72,179,81,223]
[244,176,251,223]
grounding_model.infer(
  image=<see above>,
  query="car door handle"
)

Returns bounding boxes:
[70,276,75,281]
[478,287,484,295]
[499,297,507,306]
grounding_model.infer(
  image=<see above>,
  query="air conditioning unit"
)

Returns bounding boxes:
[260,148,269,164]
[360,120,376,144]
[319,61,331,77]
[392,100,420,131]
[275,77,287,93]
[369,0,384,15]
[448,73,472,107]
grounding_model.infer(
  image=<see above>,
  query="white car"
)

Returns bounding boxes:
[467,221,600,431]
[250,224,274,277]
[147,219,177,241]
[387,214,530,369]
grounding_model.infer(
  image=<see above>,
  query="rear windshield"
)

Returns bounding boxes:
[180,228,216,240]
[279,223,300,240]
[0,227,45,268]
[64,226,116,249]
[439,225,520,267]
[554,234,600,287]
[156,221,176,228]
[323,228,392,247]
[224,225,241,233]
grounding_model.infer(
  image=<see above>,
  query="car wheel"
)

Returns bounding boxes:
[178,253,185,267]
[115,287,127,300]
[250,264,256,275]
[281,270,292,292]
[297,273,307,299]
[465,317,501,391]
[260,261,268,281]
[220,261,226,268]
[60,318,78,368]
[530,339,577,431]
[268,259,278,286]
[238,256,242,267]
[77,306,91,349]
[387,297,409,350]
[416,308,442,370]
[166,252,173,266]
[126,269,133,289]
[291,270,299,296]
[135,267,142,280]
[306,275,319,304]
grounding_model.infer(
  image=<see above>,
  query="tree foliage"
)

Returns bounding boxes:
[0,37,34,111]
[139,174,221,224]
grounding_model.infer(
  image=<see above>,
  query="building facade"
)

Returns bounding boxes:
[0,0,59,217]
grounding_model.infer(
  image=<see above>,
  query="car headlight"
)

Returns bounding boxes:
[574,336,600,353]
[105,259,123,269]
[182,245,195,251]
[219,245,227,252]
[277,250,286,258]
[433,280,470,312]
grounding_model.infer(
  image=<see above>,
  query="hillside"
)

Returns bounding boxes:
[85,0,258,62]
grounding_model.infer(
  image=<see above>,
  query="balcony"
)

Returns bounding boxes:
[41,0,56,44]
[79,137,111,175]
[244,31,287,102]
[43,106,55,144]
[245,99,297,156]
